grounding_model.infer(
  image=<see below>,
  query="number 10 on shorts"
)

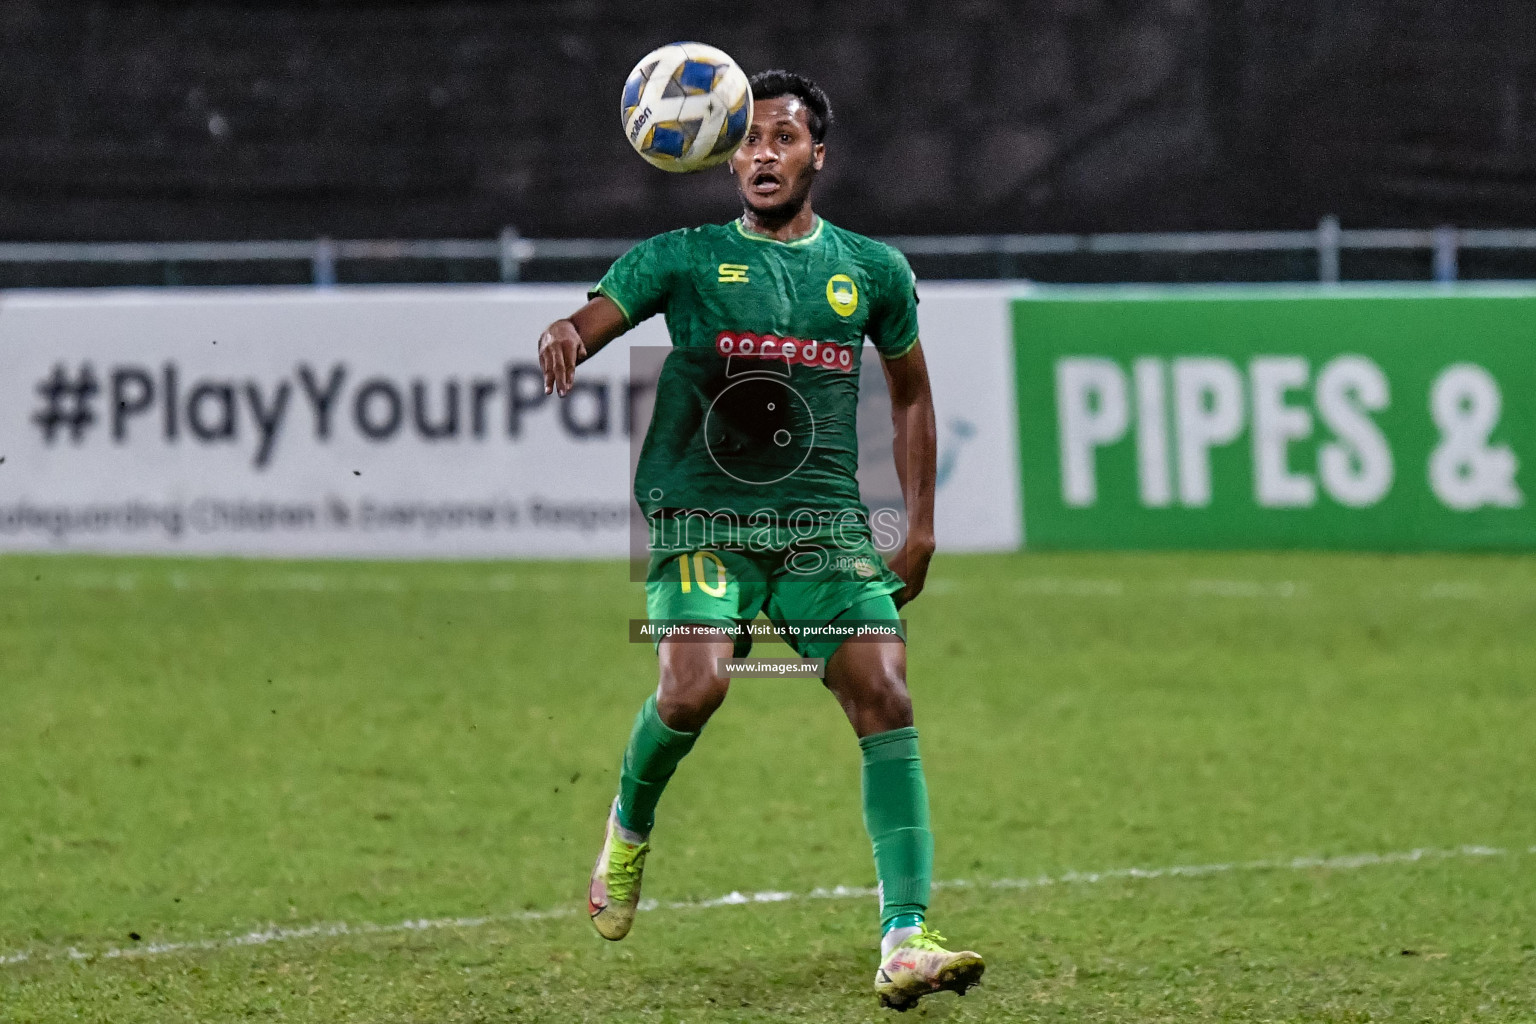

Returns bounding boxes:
[678,551,728,597]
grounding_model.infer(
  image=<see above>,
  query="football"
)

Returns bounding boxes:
[621,42,752,173]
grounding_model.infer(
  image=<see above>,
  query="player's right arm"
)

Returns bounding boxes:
[539,229,686,397]
[538,296,628,397]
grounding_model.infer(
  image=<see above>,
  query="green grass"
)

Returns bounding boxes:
[2,551,1534,1022]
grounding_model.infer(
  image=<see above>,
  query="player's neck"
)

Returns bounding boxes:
[740,202,818,243]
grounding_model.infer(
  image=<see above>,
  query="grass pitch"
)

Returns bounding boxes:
[2,551,1533,1022]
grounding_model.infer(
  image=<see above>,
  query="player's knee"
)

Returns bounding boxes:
[857,664,913,732]
[874,672,914,730]
[656,655,729,731]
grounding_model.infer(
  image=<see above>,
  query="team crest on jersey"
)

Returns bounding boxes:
[718,263,749,284]
[826,274,859,317]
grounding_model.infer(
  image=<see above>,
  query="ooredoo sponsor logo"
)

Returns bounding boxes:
[714,331,855,372]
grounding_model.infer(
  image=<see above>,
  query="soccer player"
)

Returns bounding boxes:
[537,70,984,1011]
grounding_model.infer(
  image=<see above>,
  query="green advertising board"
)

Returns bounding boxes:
[1013,288,1536,549]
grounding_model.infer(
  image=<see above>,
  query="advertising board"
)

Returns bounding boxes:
[0,285,1018,557]
[1014,289,1535,549]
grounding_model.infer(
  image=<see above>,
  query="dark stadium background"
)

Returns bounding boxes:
[1,0,1530,247]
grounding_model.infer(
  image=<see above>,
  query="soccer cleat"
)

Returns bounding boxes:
[587,798,650,940]
[874,925,985,1011]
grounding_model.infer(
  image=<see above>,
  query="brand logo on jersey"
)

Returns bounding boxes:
[715,331,855,373]
[826,274,859,316]
[717,263,750,284]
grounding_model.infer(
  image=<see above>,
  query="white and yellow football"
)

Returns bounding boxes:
[621,42,752,173]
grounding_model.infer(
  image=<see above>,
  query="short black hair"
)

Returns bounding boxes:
[749,70,833,143]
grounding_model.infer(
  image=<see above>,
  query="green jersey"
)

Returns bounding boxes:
[593,216,919,549]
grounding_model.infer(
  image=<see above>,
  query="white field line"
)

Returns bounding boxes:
[1417,580,1536,601]
[9,572,1530,602]
[1,570,580,595]
[950,577,1312,600]
[2,843,1528,969]
[1185,579,1307,599]
[994,577,1310,599]
[1421,581,1488,600]
[1010,578,1126,597]
[930,577,1130,598]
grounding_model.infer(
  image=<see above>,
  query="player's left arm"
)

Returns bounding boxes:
[881,341,937,608]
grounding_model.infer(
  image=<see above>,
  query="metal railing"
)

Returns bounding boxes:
[1,218,1535,286]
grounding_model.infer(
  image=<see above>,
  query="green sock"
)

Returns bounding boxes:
[616,693,700,835]
[860,726,933,927]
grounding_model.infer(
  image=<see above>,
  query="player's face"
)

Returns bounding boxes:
[730,95,824,217]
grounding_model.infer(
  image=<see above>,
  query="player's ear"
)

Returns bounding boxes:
[812,142,825,171]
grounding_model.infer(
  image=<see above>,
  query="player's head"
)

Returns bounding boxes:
[731,70,833,220]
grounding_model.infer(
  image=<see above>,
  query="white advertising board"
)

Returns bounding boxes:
[0,284,1019,558]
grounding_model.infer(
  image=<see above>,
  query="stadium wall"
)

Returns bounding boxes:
[2,284,1531,557]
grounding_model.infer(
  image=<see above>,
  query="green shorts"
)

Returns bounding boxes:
[644,542,906,662]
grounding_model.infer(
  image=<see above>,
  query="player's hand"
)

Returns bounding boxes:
[890,532,935,609]
[538,319,588,397]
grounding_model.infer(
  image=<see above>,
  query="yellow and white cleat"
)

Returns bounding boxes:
[874,926,985,1011]
[587,798,649,941]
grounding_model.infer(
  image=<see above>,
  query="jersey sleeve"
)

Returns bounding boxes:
[589,231,687,327]
[866,245,921,358]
